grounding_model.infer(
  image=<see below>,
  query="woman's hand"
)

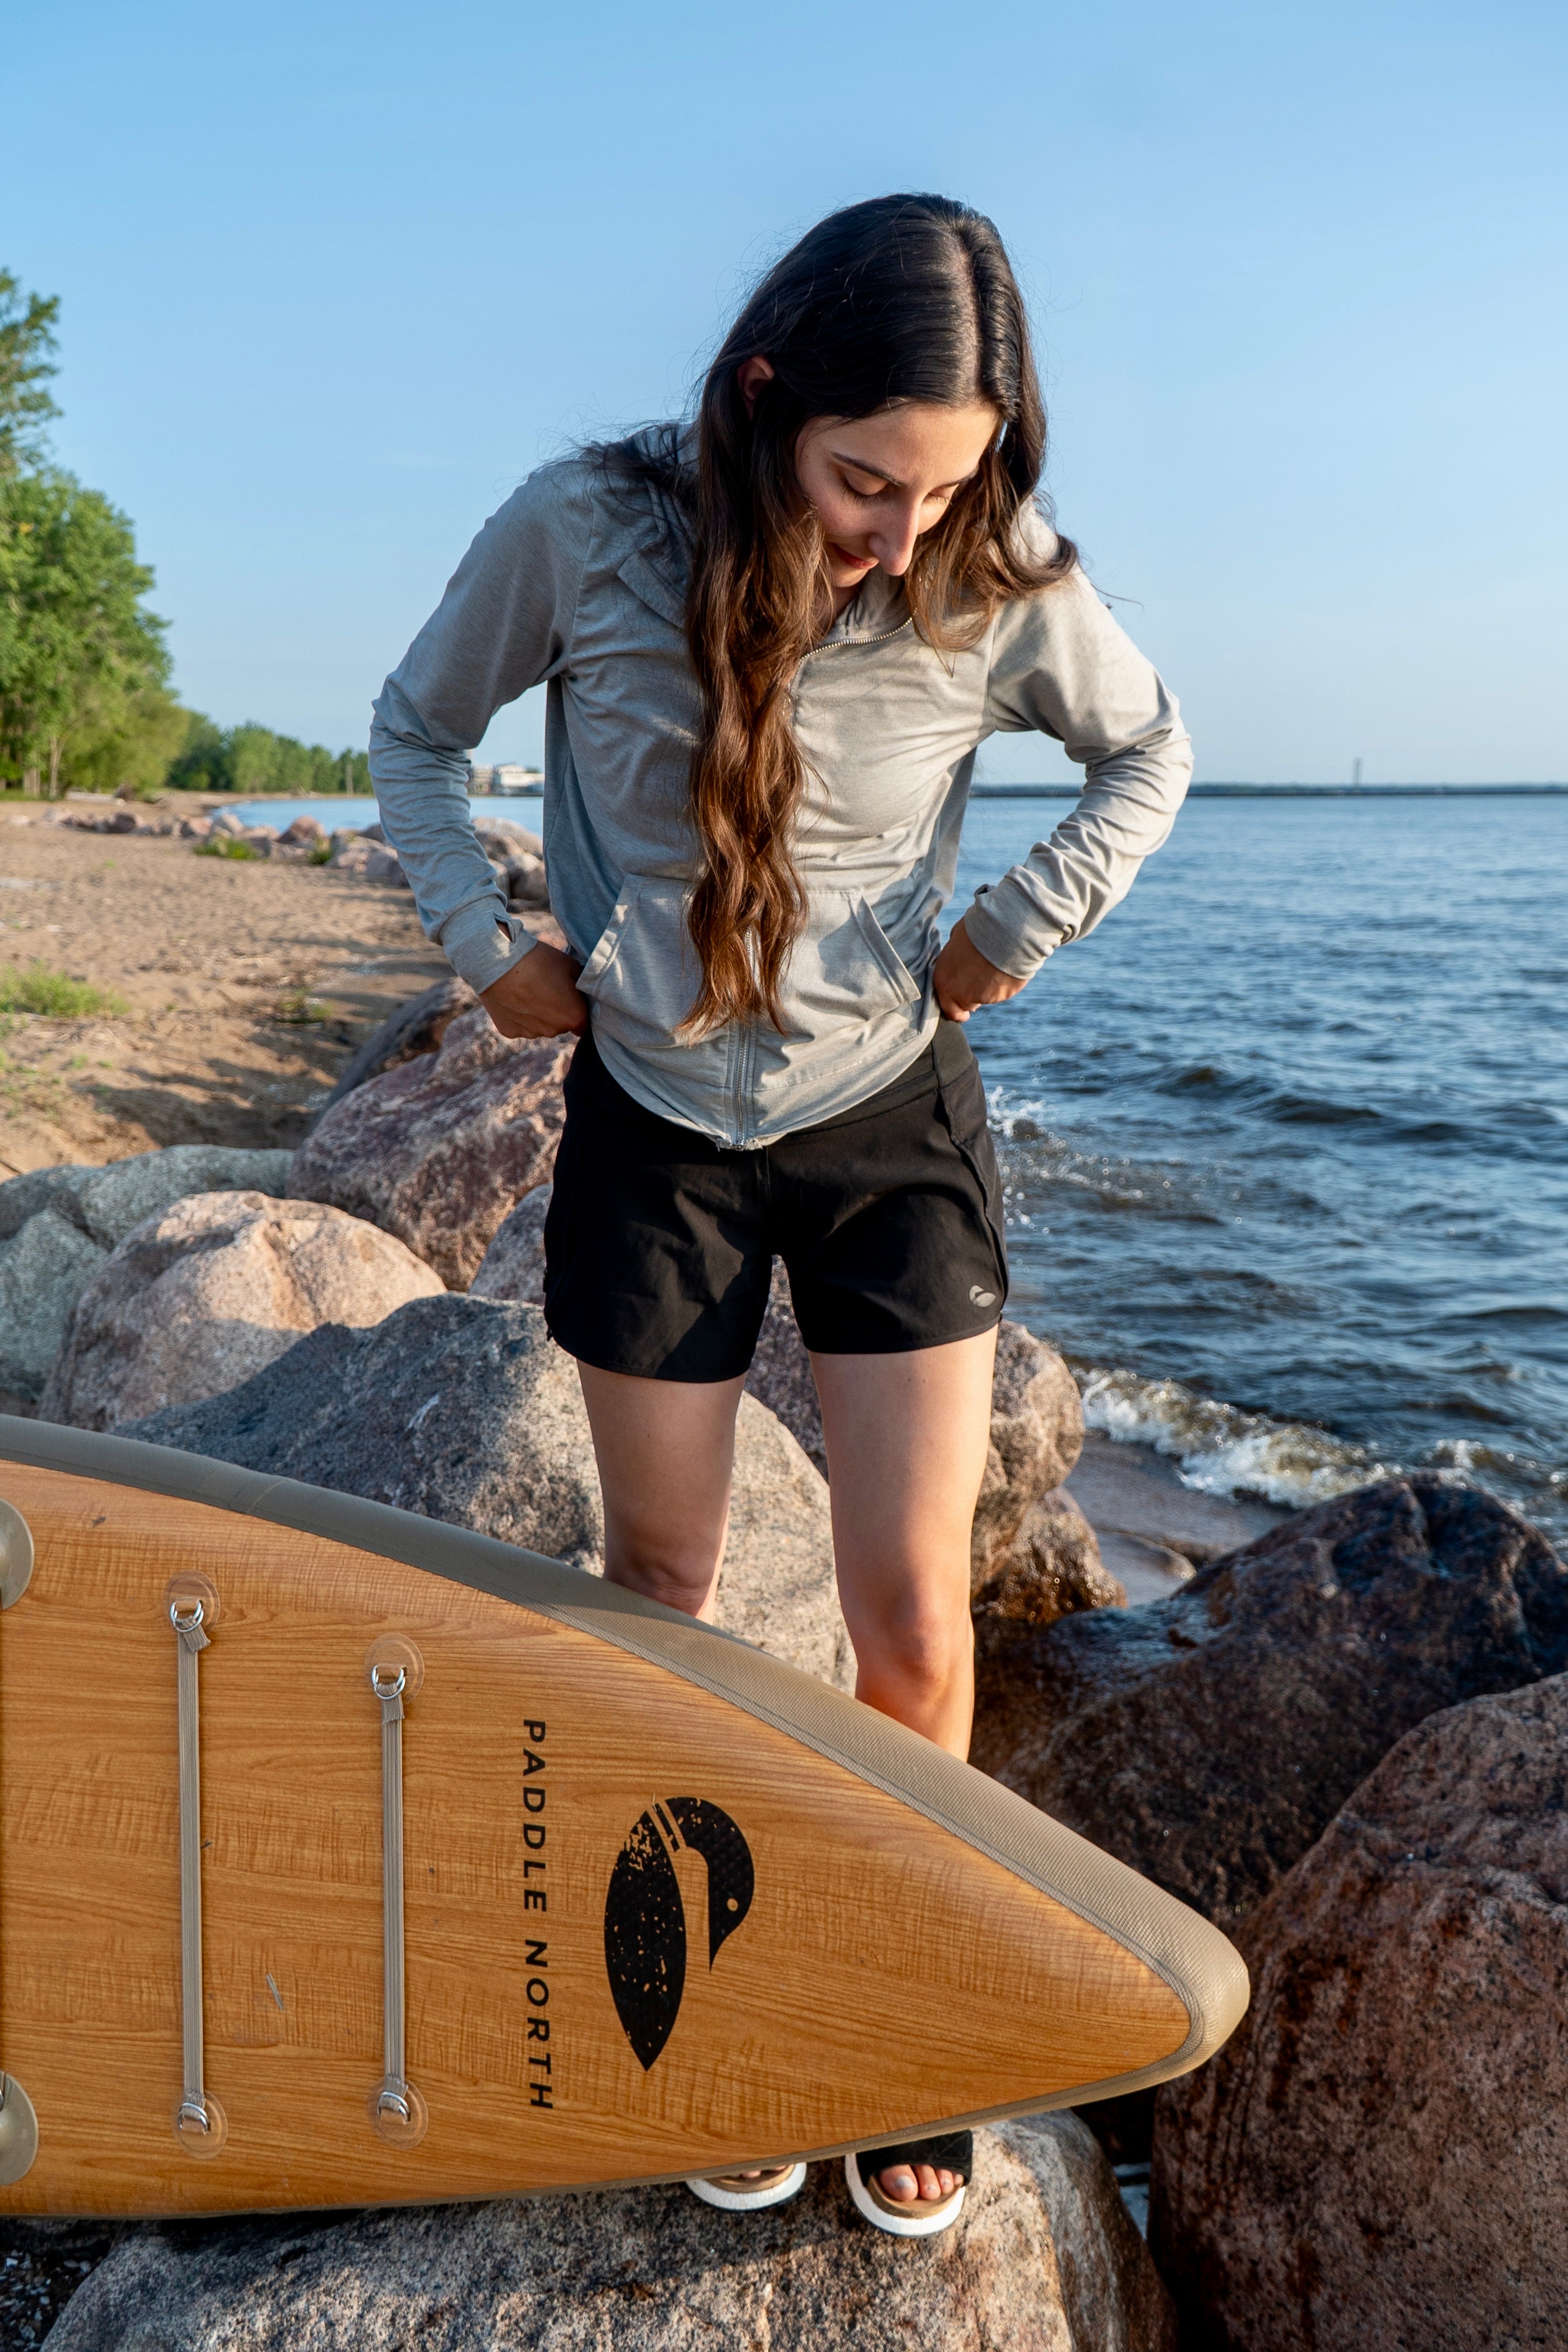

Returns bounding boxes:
[480,940,590,1039]
[932,918,1028,1023]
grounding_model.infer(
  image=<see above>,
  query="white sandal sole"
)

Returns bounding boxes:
[844,2152,967,2238]
[686,2160,807,2212]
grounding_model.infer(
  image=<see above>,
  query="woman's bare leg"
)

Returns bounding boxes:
[575,1363,746,1620]
[577,1359,767,2183]
[810,1325,997,2205]
[578,1337,993,2204]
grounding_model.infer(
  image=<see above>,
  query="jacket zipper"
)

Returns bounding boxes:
[722,615,910,1144]
[806,621,912,657]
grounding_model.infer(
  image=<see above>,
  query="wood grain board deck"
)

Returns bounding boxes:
[0,1419,1247,2217]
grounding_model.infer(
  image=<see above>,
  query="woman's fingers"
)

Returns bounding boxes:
[931,916,1029,1022]
[480,940,589,1038]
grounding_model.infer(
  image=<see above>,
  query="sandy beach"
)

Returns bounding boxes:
[0,803,448,1174]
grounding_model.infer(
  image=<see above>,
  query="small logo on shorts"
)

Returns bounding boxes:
[969,1285,997,1307]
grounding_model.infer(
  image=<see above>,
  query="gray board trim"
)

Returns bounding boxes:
[0,1415,1249,2190]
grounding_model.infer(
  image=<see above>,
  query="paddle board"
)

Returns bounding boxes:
[0,1416,1246,2217]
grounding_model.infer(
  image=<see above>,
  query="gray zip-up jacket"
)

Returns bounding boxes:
[369,440,1191,1147]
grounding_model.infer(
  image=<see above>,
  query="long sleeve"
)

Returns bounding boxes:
[965,543,1192,980]
[368,460,593,994]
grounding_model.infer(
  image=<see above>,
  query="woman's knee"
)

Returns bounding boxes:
[603,1524,726,1617]
[844,1585,973,1695]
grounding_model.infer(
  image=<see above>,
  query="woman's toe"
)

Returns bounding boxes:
[878,2165,919,2202]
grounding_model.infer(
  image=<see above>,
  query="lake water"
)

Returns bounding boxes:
[245,786,1567,1545]
[229,796,539,832]
[957,796,1568,1545]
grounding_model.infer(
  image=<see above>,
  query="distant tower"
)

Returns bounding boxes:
[1352,758,1363,789]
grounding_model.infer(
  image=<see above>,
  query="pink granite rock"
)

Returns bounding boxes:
[1151,1670,1568,2352]
[40,1189,443,1430]
[742,1263,829,1472]
[973,1485,1124,1640]
[971,1320,1087,1581]
[469,1181,550,1304]
[288,1006,571,1289]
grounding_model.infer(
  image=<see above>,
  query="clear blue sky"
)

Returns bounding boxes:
[8,0,1565,781]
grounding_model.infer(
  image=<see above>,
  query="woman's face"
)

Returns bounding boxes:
[792,397,1000,594]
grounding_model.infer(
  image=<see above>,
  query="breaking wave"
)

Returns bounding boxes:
[1075,1366,1391,1510]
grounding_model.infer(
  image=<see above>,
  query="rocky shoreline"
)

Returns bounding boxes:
[2,931,1565,2347]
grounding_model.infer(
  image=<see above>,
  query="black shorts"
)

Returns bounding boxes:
[542,1020,1008,1383]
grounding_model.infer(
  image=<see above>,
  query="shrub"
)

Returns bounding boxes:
[0,964,127,1017]
[194,835,263,860]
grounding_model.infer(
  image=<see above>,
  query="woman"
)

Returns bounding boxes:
[370,193,1190,2235]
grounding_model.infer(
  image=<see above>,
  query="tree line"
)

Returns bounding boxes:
[0,271,370,798]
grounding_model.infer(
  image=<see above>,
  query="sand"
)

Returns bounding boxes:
[1065,1431,1285,1602]
[0,810,449,1174]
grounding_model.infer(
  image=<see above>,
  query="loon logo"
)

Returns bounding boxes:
[603,1798,754,2071]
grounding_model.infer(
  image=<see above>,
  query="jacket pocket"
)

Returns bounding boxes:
[574,876,701,1036]
[783,891,925,1026]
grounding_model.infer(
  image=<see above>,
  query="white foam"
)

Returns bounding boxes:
[1079,1366,1391,1510]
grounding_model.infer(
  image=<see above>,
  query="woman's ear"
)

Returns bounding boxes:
[736,355,776,414]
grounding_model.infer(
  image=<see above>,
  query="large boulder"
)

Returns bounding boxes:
[743,1263,829,1473]
[312,976,476,1119]
[40,1191,445,1431]
[1150,1673,1568,2351]
[45,2112,1174,2352]
[288,1008,570,1289]
[327,833,406,882]
[472,816,544,860]
[470,1181,550,1304]
[973,1321,1086,1583]
[0,1146,292,1408]
[971,1473,1568,1931]
[973,1487,1126,1646]
[125,1295,854,1690]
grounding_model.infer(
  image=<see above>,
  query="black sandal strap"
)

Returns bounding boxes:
[855,2130,972,2188]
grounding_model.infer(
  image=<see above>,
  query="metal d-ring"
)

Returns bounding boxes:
[366,1638,427,2147]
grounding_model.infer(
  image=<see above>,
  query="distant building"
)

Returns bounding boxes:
[469,762,544,796]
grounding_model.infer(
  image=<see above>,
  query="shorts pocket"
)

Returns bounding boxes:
[936,1055,1009,1301]
[934,1032,989,1149]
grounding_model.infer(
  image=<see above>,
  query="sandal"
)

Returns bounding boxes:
[845,2132,972,2237]
[686,2160,807,2212]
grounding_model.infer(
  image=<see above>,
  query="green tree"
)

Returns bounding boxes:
[66,677,187,796]
[0,268,372,801]
[0,272,61,478]
[0,468,175,794]
[162,716,372,796]
[163,709,234,792]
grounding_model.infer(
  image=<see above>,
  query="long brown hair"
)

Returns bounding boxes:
[613,195,1076,1034]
